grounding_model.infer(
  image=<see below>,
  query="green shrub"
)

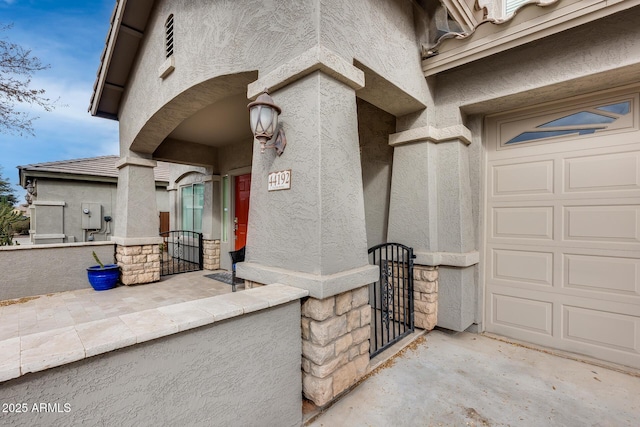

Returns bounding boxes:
[0,203,21,246]
[12,218,30,235]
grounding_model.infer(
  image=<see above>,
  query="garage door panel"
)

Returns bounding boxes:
[563,305,638,352]
[565,151,640,193]
[493,206,553,239]
[565,205,639,243]
[492,293,553,335]
[492,160,554,196]
[564,253,640,296]
[492,249,553,286]
[486,90,640,369]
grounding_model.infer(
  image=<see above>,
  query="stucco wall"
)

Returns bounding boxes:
[321,0,431,111]
[435,7,640,124]
[0,301,302,427]
[119,0,318,151]
[34,180,116,243]
[155,187,170,213]
[428,7,640,331]
[0,242,115,300]
[217,139,253,176]
[167,163,209,184]
[245,72,370,277]
[357,98,395,248]
[31,180,168,243]
[434,6,640,253]
[118,0,434,155]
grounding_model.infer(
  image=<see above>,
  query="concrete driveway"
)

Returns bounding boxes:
[307,329,640,427]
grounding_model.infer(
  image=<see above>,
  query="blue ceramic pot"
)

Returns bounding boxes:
[87,264,120,291]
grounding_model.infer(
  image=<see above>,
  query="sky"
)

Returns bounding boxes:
[0,0,118,200]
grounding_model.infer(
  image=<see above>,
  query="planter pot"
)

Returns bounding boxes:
[87,264,120,291]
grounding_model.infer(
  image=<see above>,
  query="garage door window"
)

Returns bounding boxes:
[504,100,633,146]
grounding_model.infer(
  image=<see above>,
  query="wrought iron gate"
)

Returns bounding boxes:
[159,230,203,276]
[368,243,415,358]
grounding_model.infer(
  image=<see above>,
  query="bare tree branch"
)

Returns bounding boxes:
[0,23,56,136]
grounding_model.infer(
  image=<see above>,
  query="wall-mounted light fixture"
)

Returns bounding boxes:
[25,179,36,204]
[248,89,286,156]
[26,179,37,196]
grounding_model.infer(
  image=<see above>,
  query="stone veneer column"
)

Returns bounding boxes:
[413,265,438,330]
[116,244,161,285]
[202,239,221,270]
[301,285,371,407]
[112,156,163,285]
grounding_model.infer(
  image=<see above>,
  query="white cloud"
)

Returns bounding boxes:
[6,74,119,165]
[21,76,96,121]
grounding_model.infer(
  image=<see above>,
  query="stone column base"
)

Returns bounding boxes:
[116,244,161,285]
[202,239,220,270]
[301,285,371,407]
[414,265,438,330]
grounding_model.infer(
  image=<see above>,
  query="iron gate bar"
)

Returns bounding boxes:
[372,248,378,357]
[368,242,415,358]
[159,230,204,276]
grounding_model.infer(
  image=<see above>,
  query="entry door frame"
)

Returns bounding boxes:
[220,166,252,271]
[234,173,252,251]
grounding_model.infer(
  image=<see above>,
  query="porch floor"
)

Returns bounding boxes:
[0,270,243,341]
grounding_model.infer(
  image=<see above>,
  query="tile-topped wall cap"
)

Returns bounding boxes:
[0,284,308,383]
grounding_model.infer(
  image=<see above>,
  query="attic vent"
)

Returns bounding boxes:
[165,14,174,58]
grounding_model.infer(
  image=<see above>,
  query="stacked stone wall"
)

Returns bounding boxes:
[116,244,160,285]
[202,239,220,270]
[414,265,438,330]
[388,261,412,324]
[301,285,371,407]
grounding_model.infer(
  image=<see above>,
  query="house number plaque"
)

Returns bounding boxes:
[268,169,291,191]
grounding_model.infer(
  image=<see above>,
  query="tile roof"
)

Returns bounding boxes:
[18,156,171,182]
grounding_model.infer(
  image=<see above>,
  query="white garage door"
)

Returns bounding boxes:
[484,89,640,369]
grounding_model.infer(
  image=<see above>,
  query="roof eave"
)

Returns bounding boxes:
[89,0,127,118]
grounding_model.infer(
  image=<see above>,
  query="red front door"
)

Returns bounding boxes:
[234,173,251,250]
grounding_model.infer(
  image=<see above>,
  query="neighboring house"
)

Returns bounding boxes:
[17,156,172,244]
[87,0,640,404]
[11,204,28,218]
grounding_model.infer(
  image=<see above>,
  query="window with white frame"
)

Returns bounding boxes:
[181,183,203,232]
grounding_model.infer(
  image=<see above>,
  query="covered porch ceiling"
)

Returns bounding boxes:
[167,94,253,148]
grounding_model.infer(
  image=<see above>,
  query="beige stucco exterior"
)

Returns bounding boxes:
[90,0,640,395]
[18,160,169,245]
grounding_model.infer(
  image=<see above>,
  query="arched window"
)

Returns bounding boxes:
[165,14,174,58]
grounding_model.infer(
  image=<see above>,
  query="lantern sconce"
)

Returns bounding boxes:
[26,179,37,196]
[247,89,287,156]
